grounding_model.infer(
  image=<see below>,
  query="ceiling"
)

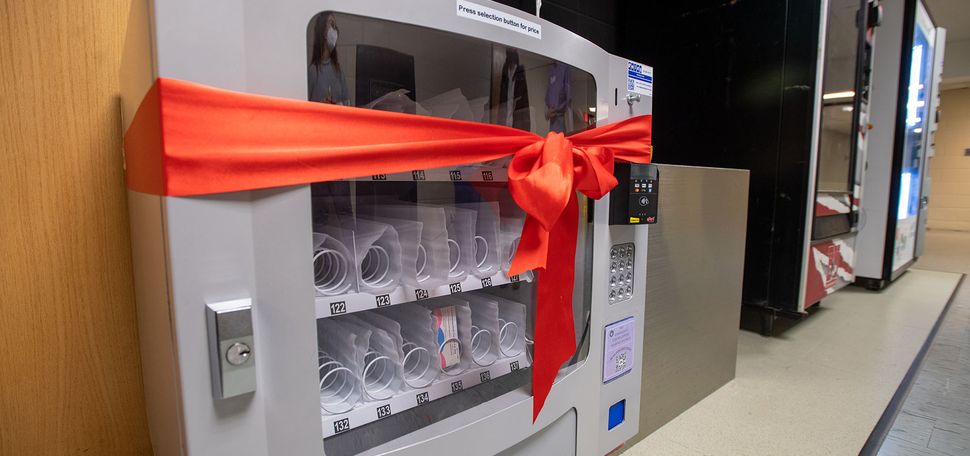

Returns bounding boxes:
[925,0,970,41]
[924,0,970,88]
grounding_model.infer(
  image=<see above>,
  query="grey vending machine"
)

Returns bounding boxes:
[855,0,946,289]
[120,1,654,455]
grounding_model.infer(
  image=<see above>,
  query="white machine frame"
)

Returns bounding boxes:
[856,0,944,287]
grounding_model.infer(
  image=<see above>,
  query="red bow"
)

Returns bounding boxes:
[124,78,652,420]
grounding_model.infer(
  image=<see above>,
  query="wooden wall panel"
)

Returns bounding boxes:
[0,0,153,454]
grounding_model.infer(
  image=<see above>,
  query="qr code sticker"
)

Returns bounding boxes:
[615,352,627,371]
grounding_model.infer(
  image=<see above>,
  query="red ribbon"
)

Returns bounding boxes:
[124,78,652,420]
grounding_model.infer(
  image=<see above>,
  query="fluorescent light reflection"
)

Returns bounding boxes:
[898,172,912,220]
[906,45,924,127]
[823,91,856,100]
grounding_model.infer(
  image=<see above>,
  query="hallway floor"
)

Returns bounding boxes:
[879,230,970,456]
[625,230,969,455]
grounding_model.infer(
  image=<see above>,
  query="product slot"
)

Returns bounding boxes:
[312,195,531,318]
[314,270,532,318]
[320,352,528,438]
[317,293,531,438]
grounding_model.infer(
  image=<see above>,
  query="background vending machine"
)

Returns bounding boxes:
[121,1,653,455]
[855,0,946,289]
[618,0,881,333]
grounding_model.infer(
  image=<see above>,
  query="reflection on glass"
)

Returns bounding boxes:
[308,12,351,105]
[545,61,571,133]
[816,0,863,194]
[498,48,531,130]
[306,11,596,137]
[897,36,931,223]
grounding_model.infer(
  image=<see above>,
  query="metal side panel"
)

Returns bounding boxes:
[625,164,749,444]
[128,191,185,456]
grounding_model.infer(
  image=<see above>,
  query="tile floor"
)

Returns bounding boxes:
[879,230,970,456]
[624,229,968,456]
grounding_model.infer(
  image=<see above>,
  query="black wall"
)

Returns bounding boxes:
[617,2,821,312]
[497,0,619,52]
[493,0,536,15]
[502,1,823,312]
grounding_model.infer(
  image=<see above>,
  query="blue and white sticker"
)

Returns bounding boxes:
[603,317,636,383]
[627,61,653,97]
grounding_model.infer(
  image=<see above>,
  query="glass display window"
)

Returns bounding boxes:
[305,11,598,453]
[813,0,866,240]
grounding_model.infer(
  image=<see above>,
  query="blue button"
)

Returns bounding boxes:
[608,400,625,430]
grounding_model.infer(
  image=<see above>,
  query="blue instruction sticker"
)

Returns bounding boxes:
[627,61,653,97]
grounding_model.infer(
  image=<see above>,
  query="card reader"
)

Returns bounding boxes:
[609,163,659,225]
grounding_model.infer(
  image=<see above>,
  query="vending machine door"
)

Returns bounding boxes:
[891,0,935,274]
[305,11,599,454]
[914,26,945,258]
[813,0,868,242]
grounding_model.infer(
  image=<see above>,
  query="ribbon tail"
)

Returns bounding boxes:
[532,193,580,421]
[508,216,549,276]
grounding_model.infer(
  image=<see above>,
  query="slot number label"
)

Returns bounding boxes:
[375,294,391,307]
[412,170,426,181]
[329,301,347,315]
[481,170,494,181]
[376,404,392,420]
[333,418,351,434]
[510,361,520,371]
[509,274,520,283]
[480,371,492,383]
[416,392,430,405]
[449,170,463,181]
[414,289,429,300]
[451,380,464,393]
[480,277,493,288]
[372,174,387,181]
[449,282,462,294]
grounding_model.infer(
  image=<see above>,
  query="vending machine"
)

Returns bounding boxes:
[120,1,653,455]
[855,0,946,289]
[618,0,881,333]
